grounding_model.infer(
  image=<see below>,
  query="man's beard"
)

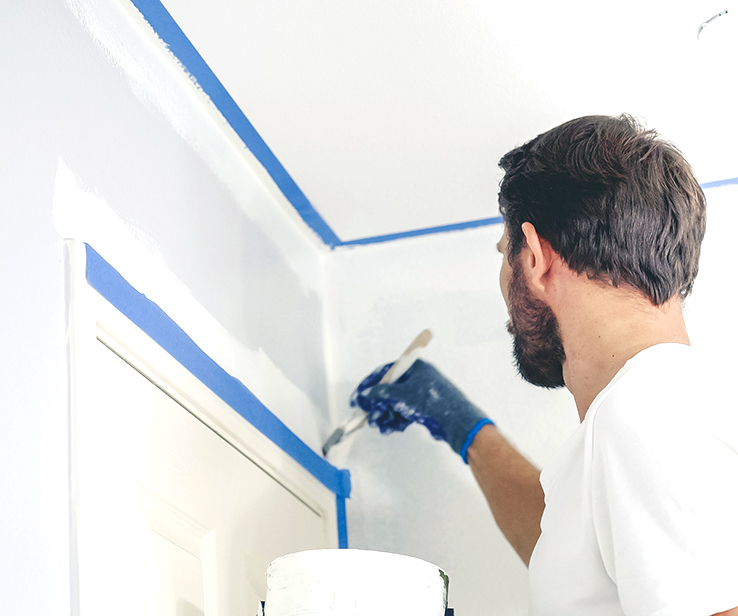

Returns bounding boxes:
[506,255,566,389]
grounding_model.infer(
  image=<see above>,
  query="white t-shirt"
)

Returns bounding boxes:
[529,343,738,616]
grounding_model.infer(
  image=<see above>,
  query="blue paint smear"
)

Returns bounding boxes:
[128,0,341,248]
[85,244,351,498]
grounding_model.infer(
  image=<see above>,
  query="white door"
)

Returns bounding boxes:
[70,245,341,616]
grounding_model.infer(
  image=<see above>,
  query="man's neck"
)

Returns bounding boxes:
[557,283,690,421]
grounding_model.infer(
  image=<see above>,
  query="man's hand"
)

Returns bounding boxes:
[351,359,493,462]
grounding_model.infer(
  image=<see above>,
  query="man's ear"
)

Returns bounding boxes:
[520,222,556,296]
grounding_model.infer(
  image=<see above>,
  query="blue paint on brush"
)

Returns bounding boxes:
[350,363,446,441]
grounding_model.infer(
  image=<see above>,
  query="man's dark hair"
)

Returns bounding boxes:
[498,114,706,305]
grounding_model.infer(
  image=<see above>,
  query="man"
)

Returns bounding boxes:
[353,115,738,615]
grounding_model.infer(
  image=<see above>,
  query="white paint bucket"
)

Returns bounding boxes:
[265,549,449,615]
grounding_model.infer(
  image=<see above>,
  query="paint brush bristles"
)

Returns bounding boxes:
[322,329,434,456]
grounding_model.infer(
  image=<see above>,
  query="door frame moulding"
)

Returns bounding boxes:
[67,239,350,554]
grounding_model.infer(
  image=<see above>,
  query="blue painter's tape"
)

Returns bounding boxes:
[85,244,351,499]
[128,0,341,248]
[340,216,505,247]
[336,495,349,549]
[701,177,738,189]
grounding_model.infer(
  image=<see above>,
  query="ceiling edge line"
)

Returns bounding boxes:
[128,0,342,248]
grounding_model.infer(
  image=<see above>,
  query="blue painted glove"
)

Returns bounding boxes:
[350,359,494,463]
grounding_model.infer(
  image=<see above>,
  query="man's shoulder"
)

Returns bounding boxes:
[590,343,736,448]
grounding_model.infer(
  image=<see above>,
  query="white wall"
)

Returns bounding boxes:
[1,1,335,612]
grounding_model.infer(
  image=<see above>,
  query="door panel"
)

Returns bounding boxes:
[75,337,330,616]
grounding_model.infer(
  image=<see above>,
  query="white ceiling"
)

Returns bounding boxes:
[159,0,737,244]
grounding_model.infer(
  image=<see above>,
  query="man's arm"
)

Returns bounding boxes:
[354,359,546,564]
[466,423,544,566]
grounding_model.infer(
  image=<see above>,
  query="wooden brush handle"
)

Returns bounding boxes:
[380,329,434,384]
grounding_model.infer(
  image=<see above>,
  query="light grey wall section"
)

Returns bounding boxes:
[1,4,74,613]
[0,113,70,614]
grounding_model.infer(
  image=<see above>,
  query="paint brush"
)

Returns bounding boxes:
[322,329,434,456]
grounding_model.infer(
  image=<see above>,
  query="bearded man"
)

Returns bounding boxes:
[354,115,738,615]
